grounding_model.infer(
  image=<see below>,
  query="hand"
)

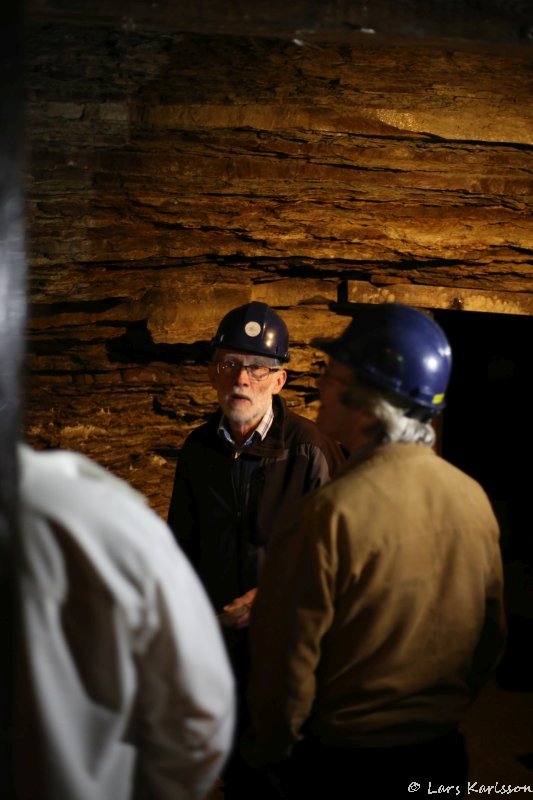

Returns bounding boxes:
[218,588,257,629]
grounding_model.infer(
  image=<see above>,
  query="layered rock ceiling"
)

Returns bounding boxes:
[24,3,533,514]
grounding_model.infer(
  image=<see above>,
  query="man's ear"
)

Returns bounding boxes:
[272,369,287,395]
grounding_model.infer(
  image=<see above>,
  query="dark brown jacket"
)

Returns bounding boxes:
[167,396,346,614]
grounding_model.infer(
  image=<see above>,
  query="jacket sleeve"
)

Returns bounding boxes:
[303,437,347,494]
[243,494,336,766]
[167,445,201,569]
[134,528,235,799]
[468,540,507,695]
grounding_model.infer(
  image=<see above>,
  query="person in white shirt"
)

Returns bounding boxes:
[15,444,235,800]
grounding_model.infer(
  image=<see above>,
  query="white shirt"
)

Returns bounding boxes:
[16,444,235,800]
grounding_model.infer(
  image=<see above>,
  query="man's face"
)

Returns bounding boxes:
[316,359,377,453]
[208,349,287,439]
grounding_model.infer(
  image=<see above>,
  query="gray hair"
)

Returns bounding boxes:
[371,397,436,447]
[340,377,436,448]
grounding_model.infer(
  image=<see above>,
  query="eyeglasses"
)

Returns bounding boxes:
[214,360,281,381]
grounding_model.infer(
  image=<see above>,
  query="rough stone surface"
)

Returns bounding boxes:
[24,21,533,516]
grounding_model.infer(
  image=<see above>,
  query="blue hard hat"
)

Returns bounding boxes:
[313,303,452,416]
[212,302,290,362]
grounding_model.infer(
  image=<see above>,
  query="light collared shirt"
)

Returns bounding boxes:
[217,405,274,448]
[16,444,235,800]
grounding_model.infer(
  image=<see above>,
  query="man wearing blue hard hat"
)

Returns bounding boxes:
[167,301,345,799]
[245,303,506,798]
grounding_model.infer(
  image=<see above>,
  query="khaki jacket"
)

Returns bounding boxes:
[247,443,506,764]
